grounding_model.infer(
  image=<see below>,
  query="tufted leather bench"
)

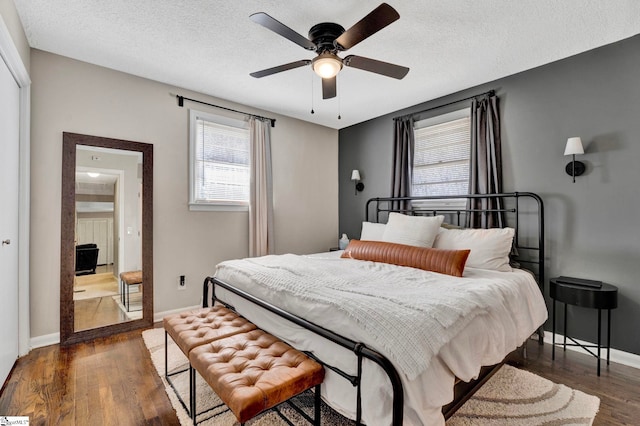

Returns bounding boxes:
[189,328,325,425]
[163,305,256,356]
[163,305,257,417]
[119,270,143,311]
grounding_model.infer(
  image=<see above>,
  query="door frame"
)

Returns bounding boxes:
[76,165,125,274]
[0,16,31,356]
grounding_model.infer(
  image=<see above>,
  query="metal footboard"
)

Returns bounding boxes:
[203,276,404,426]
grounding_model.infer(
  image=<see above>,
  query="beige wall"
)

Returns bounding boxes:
[30,49,338,338]
[0,0,29,71]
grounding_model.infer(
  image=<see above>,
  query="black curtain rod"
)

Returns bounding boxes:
[175,94,276,127]
[393,89,495,121]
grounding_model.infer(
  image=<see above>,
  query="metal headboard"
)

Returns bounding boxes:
[365,192,545,292]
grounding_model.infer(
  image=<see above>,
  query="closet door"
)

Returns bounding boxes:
[0,53,20,384]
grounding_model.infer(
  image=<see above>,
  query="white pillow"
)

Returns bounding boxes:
[434,227,515,272]
[360,221,386,241]
[382,213,444,247]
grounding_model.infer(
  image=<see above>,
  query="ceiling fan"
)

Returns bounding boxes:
[249,3,410,100]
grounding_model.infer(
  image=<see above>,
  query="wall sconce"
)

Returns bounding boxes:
[351,169,365,195]
[564,137,585,183]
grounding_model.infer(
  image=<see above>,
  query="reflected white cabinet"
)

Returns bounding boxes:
[76,218,114,266]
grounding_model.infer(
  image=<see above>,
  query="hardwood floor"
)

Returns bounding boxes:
[1,329,638,425]
[0,328,178,425]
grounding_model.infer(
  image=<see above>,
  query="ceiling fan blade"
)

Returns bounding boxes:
[250,12,316,50]
[250,60,311,78]
[322,76,337,99]
[344,55,409,79]
[335,3,400,50]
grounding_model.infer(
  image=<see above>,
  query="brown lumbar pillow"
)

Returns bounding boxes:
[341,239,470,277]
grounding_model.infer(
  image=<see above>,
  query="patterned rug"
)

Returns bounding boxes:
[142,328,600,425]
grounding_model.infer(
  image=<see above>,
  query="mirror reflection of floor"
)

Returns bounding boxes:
[74,272,119,300]
[74,296,130,331]
[73,266,142,331]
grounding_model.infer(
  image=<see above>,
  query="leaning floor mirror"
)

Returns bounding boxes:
[60,132,153,346]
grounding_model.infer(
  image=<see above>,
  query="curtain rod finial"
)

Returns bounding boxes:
[177,96,184,107]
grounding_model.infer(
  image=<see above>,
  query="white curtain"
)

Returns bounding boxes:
[249,117,274,257]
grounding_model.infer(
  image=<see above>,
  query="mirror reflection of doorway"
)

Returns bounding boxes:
[73,146,143,331]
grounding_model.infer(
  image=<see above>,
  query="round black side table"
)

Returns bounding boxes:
[550,277,618,376]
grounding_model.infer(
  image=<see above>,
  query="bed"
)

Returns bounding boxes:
[204,193,548,425]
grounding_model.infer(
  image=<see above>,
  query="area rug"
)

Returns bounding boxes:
[142,328,600,425]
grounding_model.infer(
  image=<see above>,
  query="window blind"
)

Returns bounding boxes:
[194,118,250,204]
[412,115,470,198]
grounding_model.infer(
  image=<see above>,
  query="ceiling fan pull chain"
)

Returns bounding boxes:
[337,75,341,120]
[310,73,315,114]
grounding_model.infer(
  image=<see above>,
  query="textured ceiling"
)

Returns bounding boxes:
[13,1,640,129]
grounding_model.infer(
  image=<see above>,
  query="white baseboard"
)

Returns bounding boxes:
[153,305,200,323]
[543,331,640,370]
[28,305,201,350]
[30,332,60,350]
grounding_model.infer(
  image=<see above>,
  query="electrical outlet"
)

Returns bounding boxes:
[178,275,186,289]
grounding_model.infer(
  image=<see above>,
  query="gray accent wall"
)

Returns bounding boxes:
[339,34,640,356]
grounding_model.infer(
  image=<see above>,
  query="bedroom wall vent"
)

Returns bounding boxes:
[564,137,585,183]
[351,169,365,194]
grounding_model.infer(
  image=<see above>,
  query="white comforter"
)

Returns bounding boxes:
[214,252,547,425]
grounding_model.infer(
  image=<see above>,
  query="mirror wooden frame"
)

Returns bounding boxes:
[60,132,153,346]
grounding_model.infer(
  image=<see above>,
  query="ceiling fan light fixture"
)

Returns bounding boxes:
[312,52,343,79]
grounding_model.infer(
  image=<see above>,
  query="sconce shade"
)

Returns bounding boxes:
[351,169,364,194]
[564,137,584,156]
[564,137,585,182]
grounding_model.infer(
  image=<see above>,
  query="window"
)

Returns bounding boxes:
[412,108,471,208]
[189,110,250,211]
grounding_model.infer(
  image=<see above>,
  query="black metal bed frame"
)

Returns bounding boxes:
[204,192,545,426]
